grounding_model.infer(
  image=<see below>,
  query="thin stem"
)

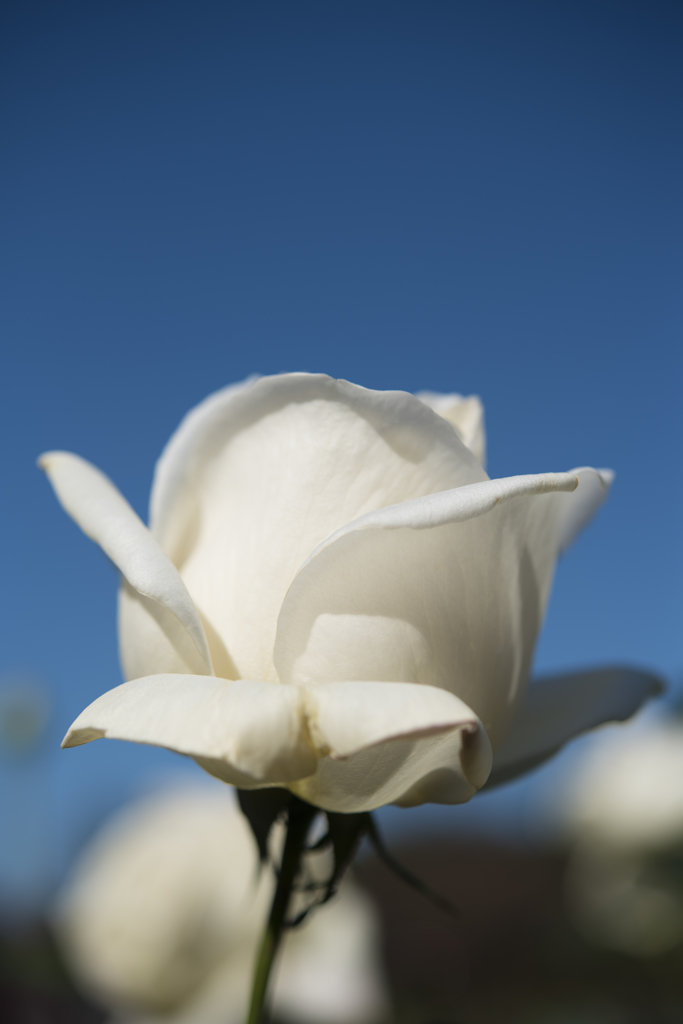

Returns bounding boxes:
[246,800,316,1024]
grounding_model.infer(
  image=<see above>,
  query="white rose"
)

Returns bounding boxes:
[54,784,388,1023]
[565,718,683,957]
[40,373,659,812]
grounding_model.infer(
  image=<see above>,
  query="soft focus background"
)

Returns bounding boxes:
[1,1,682,1021]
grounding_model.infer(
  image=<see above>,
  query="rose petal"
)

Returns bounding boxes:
[303,680,488,760]
[62,675,317,785]
[149,375,260,559]
[416,391,486,467]
[556,467,614,553]
[486,667,663,788]
[275,471,582,748]
[290,681,492,812]
[148,373,487,683]
[117,582,233,681]
[290,732,490,813]
[39,452,212,677]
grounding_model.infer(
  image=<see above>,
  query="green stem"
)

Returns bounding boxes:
[246,800,316,1024]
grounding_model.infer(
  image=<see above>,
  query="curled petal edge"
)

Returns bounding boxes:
[556,467,614,554]
[273,471,581,692]
[293,681,493,812]
[303,680,491,786]
[61,675,492,806]
[62,675,315,785]
[39,451,213,675]
[298,471,580,569]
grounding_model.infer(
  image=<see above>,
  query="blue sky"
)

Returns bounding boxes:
[1,0,681,898]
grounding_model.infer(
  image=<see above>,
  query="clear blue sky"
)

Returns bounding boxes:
[1,0,681,893]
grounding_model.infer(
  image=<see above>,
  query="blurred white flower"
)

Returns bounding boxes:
[54,784,388,1023]
[41,373,659,812]
[565,717,683,957]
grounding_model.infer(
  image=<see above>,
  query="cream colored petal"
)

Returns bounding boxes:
[290,681,492,813]
[148,373,487,683]
[302,680,487,761]
[117,581,213,680]
[486,667,663,788]
[416,391,486,467]
[39,451,212,677]
[149,375,260,559]
[61,675,317,784]
[556,466,614,553]
[275,471,580,748]
[290,729,492,813]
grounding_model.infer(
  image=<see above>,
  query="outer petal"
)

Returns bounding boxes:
[486,667,663,788]
[275,471,582,748]
[149,375,260,557]
[291,681,492,812]
[39,452,213,678]
[62,675,317,785]
[416,391,486,467]
[556,467,614,554]
[148,373,487,683]
[302,680,487,759]
[117,582,204,680]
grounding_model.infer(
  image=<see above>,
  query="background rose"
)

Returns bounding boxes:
[41,373,660,812]
[54,783,388,1023]
[565,715,683,957]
